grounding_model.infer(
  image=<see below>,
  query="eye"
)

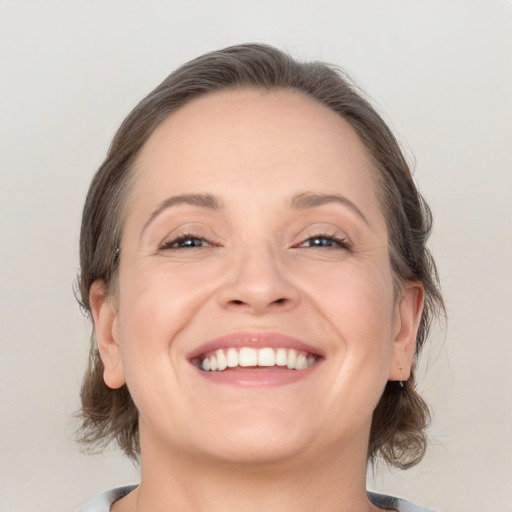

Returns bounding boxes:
[159,233,212,250]
[298,233,351,250]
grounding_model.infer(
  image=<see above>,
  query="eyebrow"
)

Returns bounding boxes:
[140,191,368,238]
[291,192,369,225]
[141,193,221,237]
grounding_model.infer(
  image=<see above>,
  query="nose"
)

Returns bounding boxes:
[217,245,300,316]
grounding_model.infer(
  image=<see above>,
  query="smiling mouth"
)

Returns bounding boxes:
[195,347,319,372]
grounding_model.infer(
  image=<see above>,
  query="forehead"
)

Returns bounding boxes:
[128,88,384,229]
[136,87,372,173]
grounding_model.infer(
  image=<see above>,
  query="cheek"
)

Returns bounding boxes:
[306,259,396,337]
[115,261,219,358]
[113,264,215,421]
[291,263,397,436]
[305,261,396,390]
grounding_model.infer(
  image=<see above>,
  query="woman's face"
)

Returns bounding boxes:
[93,89,421,466]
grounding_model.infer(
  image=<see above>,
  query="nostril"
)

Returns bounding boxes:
[228,298,287,307]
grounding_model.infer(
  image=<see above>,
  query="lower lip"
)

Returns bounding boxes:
[194,364,319,387]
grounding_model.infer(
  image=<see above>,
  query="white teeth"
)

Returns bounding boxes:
[258,347,276,366]
[276,348,287,366]
[286,350,297,369]
[296,353,307,370]
[199,347,317,372]
[239,347,257,367]
[226,347,238,367]
[216,350,227,371]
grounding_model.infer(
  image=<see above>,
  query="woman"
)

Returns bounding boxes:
[77,44,444,512]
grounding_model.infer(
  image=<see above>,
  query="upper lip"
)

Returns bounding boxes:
[187,331,325,361]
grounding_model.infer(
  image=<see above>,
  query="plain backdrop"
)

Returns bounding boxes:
[1,1,511,511]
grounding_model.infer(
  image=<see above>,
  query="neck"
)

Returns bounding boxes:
[116,425,379,512]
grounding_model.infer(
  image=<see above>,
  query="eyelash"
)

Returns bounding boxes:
[159,232,213,250]
[296,232,352,251]
[159,232,351,251]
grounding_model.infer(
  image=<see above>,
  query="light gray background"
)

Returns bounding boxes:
[1,1,511,511]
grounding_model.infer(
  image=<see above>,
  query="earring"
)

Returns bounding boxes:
[398,363,404,388]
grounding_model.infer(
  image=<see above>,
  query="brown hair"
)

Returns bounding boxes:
[77,43,444,468]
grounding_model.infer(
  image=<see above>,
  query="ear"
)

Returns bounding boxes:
[389,281,424,382]
[89,280,125,389]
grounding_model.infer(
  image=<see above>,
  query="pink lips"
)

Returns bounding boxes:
[188,332,324,387]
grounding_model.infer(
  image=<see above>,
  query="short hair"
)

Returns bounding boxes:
[77,43,445,469]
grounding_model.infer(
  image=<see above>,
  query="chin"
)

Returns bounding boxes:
[204,435,310,467]
[189,412,318,466]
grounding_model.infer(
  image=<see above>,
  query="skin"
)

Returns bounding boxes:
[91,89,423,512]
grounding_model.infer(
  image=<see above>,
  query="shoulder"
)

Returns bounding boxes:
[368,491,438,512]
[76,485,137,512]
[77,487,434,512]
